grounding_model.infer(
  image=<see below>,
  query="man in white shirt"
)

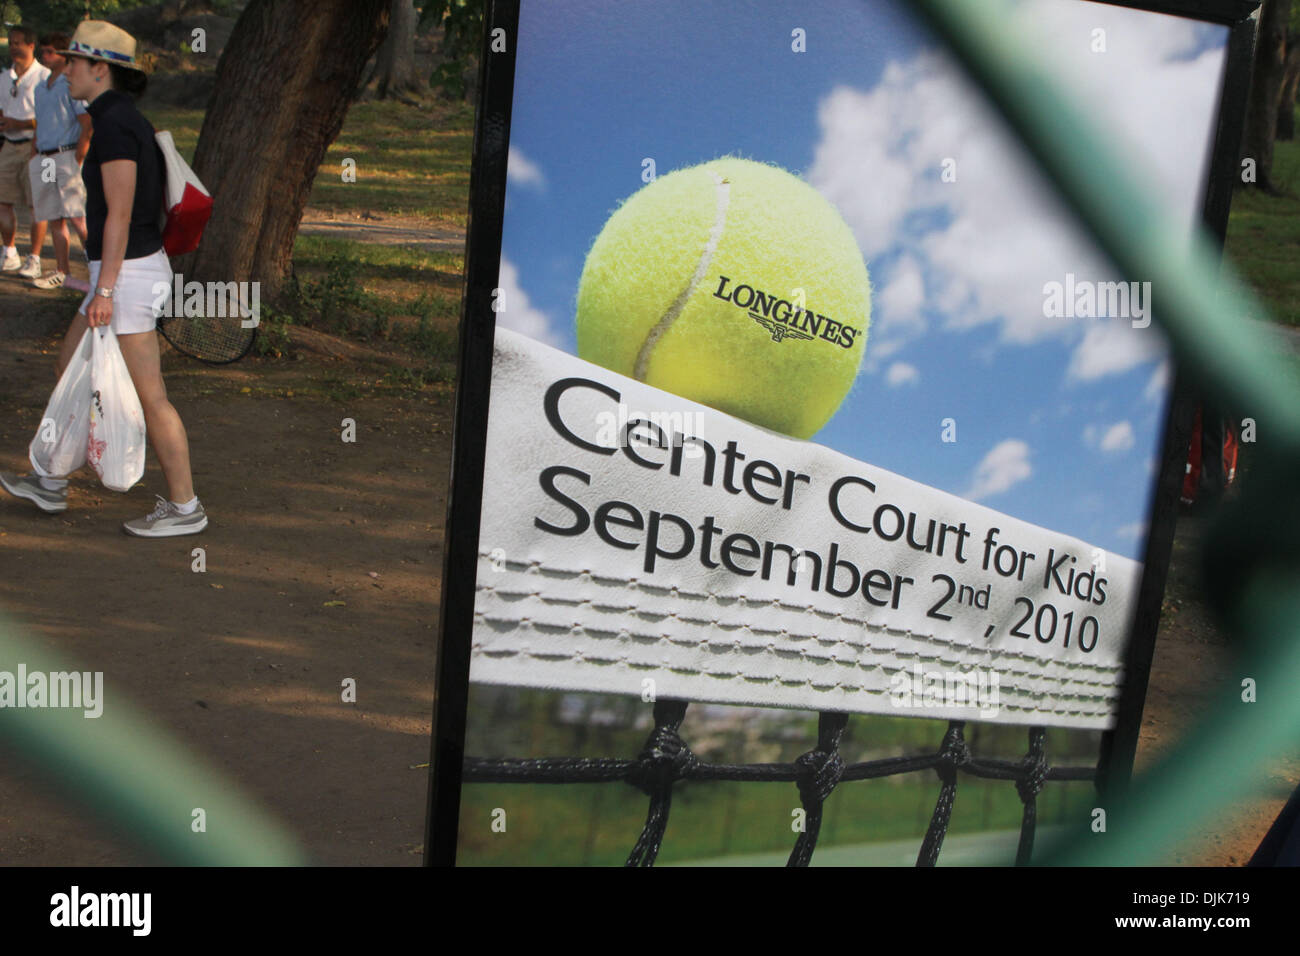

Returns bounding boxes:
[27,32,92,290]
[0,26,51,277]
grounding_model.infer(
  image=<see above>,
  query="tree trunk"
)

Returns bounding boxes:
[179,0,390,300]
[373,0,421,99]
[1278,35,1300,141]
[1241,0,1292,192]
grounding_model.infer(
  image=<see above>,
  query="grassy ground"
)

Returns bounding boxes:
[453,685,1102,865]
[312,100,476,224]
[457,777,1096,866]
[142,101,475,224]
[1223,118,1300,327]
[140,103,471,367]
[673,824,1078,866]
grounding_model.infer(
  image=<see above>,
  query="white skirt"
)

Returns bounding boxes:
[79,248,172,336]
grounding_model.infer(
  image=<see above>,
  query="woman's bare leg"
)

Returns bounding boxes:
[115,329,195,503]
[56,310,90,380]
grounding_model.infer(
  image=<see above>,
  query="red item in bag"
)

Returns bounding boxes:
[155,130,213,256]
[1181,404,1239,506]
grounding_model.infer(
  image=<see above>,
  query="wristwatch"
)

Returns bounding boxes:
[95,286,115,299]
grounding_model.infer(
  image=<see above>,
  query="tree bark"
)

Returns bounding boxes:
[1278,34,1300,140]
[1241,0,1292,192]
[372,0,421,99]
[180,0,390,300]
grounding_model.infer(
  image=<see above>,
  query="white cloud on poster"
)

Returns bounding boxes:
[1067,321,1164,382]
[806,3,1222,378]
[1084,420,1136,453]
[507,146,546,190]
[495,259,564,348]
[886,361,920,387]
[964,439,1033,501]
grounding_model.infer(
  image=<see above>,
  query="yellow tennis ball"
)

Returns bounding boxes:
[575,157,871,440]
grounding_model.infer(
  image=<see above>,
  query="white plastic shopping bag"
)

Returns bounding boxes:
[29,328,93,478]
[87,327,147,492]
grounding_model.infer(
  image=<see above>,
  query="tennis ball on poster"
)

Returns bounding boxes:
[575,157,871,440]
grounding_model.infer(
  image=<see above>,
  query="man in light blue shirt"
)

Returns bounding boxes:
[27,31,92,291]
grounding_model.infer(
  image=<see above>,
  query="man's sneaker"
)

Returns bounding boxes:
[123,495,208,537]
[16,254,41,279]
[32,270,65,289]
[1,249,20,271]
[0,472,68,513]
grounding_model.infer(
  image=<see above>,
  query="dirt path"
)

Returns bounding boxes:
[0,321,453,865]
[298,209,466,253]
[1132,511,1300,865]
[1129,326,1300,864]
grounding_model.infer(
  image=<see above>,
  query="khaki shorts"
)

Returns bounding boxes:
[0,139,35,207]
[28,150,86,221]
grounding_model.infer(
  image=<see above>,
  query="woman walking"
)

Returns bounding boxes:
[0,21,206,537]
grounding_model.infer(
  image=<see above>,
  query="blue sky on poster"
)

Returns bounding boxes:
[494,0,1228,561]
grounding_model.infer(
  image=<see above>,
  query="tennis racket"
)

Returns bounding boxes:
[158,311,257,365]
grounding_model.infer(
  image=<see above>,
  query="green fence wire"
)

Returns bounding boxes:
[2,0,1295,866]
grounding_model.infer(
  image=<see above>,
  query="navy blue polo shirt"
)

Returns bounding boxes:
[83,88,164,261]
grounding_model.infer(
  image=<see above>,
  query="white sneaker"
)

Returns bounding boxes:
[32,270,65,289]
[1,249,20,271]
[0,472,68,513]
[16,254,41,278]
[122,495,209,537]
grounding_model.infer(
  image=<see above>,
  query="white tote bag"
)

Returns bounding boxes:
[155,130,213,256]
[29,328,94,478]
[86,327,147,492]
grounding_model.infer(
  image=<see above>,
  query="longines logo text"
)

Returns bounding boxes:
[712,275,861,347]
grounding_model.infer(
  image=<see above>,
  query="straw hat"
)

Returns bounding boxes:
[57,20,145,72]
